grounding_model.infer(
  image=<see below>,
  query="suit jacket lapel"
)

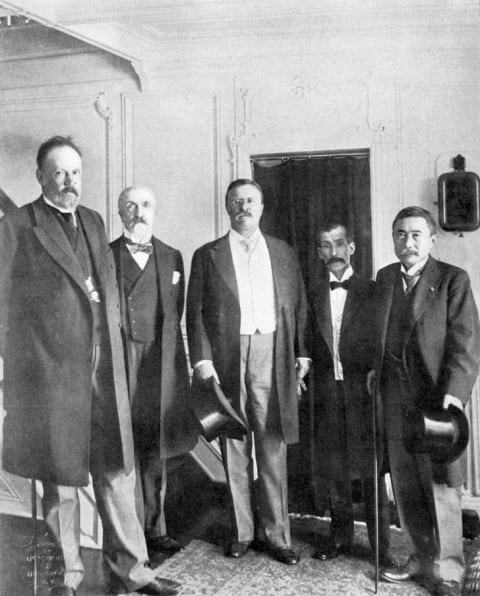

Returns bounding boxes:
[341,274,361,333]
[111,238,127,313]
[153,237,171,317]
[31,198,90,300]
[379,266,397,354]
[210,234,239,301]
[409,256,441,331]
[266,235,297,316]
[77,206,108,277]
[312,275,334,358]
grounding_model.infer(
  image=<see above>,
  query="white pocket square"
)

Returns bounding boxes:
[172,271,181,285]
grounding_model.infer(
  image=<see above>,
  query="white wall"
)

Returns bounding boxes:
[1,2,480,494]
[129,23,480,295]
[1,9,479,285]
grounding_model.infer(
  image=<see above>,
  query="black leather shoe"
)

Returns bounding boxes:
[380,556,433,585]
[313,542,351,561]
[147,535,184,553]
[434,580,461,596]
[380,563,414,583]
[49,587,76,596]
[268,546,299,565]
[226,541,250,558]
[136,577,181,595]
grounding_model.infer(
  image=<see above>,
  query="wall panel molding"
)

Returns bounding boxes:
[0,93,110,220]
[120,93,135,190]
[467,381,480,496]
[93,91,114,237]
[213,91,222,237]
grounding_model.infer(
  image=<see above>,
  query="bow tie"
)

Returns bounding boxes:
[330,280,350,291]
[125,238,153,255]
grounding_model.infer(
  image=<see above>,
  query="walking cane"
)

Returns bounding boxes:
[31,478,38,596]
[371,374,379,594]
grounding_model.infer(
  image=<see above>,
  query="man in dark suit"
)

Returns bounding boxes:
[309,222,392,564]
[0,137,180,596]
[111,186,198,556]
[186,178,310,565]
[368,206,480,596]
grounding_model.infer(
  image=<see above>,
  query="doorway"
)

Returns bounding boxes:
[251,149,372,513]
[252,149,372,289]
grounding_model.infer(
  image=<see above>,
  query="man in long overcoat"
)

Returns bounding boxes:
[309,222,391,564]
[0,136,180,596]
[186,178,310,565]
[111,186,198,555]
[369,206,480,596]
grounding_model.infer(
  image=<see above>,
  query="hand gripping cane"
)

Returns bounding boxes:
[31,478,38,596]
[372,373,379,594]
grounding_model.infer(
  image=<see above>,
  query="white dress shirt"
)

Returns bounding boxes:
[400,255,429,293]
[229,228,276,335]
[124,230,152,270]
[329,266,354,381]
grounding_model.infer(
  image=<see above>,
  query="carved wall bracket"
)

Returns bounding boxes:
[289,75,313,98]
[363,82,386,134]
[229,86,256,179]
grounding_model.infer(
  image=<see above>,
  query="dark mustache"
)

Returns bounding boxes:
[327,256,346,265]
[62,186,78,196]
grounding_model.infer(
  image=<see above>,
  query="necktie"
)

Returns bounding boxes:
[50,205,76,228]
[240,239,252,253]
[330,280,350,291]
[60,211,75,227]
[402,271,422,295]
[125,238,153,255]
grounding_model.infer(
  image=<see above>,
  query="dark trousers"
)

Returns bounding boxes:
[325,381,391,558]
[327,476,391,560]
[382,357,464,582]
[126,339,168,539]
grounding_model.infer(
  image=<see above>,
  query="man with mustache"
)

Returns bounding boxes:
[368,206,480,596]
[309,222,393,565]
[187,178,310,565]
[0,136,181,596]
[111,186,198,556]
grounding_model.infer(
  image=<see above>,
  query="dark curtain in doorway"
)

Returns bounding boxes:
[253,153,372,292]
[252,152,372,514]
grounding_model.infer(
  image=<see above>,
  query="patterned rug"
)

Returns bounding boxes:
[144,513,480,596]
[146,516,433,596]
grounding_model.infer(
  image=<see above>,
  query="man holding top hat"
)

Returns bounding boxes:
[367,206,480,596]
[186,178,310,565]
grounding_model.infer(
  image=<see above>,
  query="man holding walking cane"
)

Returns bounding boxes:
[309,221,393,568]
[368,206,480,596]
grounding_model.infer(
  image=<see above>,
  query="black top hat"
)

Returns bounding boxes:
[403,404,469,464]
[191,377,247,442]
